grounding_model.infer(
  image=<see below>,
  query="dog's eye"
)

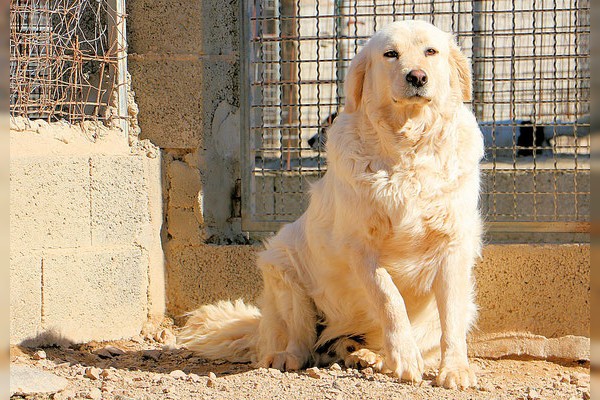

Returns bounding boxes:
[383,50,399,58]
[425,48,438,56]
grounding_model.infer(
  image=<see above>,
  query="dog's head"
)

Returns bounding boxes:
[344,20,472,114]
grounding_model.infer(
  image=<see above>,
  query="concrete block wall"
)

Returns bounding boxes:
[10,124,165,344]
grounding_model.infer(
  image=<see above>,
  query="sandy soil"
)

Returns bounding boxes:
[10,326,590,400]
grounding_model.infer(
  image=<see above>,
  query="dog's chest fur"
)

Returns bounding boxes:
[338,118,478,291]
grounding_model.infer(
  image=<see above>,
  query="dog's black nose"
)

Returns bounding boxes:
[406,69,428,88]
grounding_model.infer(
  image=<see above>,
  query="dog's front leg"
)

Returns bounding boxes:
[433,249,477,389]
[352,251,424,382]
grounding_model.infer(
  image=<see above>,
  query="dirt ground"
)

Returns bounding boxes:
[10,325,591,400]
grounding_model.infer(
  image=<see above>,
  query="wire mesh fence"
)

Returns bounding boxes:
[9,0,126,123]
[241,0,590,236]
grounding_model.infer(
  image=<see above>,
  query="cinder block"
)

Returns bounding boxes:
[128,59,238,149]
[90,155,149,245]
[165,243,261,318]
[476,244,589,338]
[10,157,91,250]
[166,205,205,243]
[128,60,204,149]
[10,254,42,343]
[127,0,238,56]
[167,160,201,208]
[43,247,148,342]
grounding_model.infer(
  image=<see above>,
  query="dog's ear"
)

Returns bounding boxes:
[449,40,472,102]
[344,47,369,113]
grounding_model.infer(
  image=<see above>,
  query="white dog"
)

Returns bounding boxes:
[179,20,483,390]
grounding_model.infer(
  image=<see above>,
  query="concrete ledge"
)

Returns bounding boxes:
[469,333,590,362]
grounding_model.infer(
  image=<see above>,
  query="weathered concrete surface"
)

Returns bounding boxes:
[170,244,589,344]
[10,254,42,341]
[198,101,243,242]
[127,60,205,149]
[145,156,167,320]
[43,247,148,343]
[90,155,150,246]
[475,244,589,338]
[10,126,166,344]
[165,243,261,320]
[10,157,91,249]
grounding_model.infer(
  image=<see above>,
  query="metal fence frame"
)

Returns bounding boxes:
[240,0,590,235]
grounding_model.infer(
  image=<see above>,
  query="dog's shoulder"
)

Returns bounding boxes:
[455,105,484,164]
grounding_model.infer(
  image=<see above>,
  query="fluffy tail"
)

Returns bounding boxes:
[177,299,261,363]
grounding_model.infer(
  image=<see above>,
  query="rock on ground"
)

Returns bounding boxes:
[10,364,69,396]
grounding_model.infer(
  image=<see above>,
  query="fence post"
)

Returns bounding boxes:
[107,0,128,137]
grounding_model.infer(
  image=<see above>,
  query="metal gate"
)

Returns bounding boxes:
[240,0,590,238]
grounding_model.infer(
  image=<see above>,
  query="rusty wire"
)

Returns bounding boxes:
[9,0,124,123]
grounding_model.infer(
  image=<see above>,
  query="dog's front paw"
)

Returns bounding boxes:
[385,340,424,383]
[344,348,384,371]
[437,363,477,389]
[260,351,304,371]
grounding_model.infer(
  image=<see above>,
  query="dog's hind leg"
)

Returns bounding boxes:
[256,246,317,371]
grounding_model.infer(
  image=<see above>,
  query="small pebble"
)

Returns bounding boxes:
[169,370,187,380]
[105,345,126,356]
[188,373,201,382]
[85,367,102,380]
[207,378,216,388]
[85,387,102,400]
[208,372,217,380]
[101,382,113,393]
[570,372,590,387]
[581,390,591,400]
[155,329,177,346]
[330,363,342,371]
[100,369,112,379]
[32,350,47,360]
[306,367,322,379]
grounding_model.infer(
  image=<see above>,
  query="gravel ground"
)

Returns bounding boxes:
[10,325,590,400]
